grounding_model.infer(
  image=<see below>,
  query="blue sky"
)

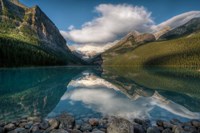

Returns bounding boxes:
[20,0,200,30]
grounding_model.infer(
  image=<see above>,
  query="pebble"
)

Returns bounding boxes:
[89,118,99,126]
[14,127,27,133]
[4,123,16,132]
[50,129,68,133]
[39,120,49,130]
[48,119,60,129]
[162,128,173,133]
[191,120,200,127]
[30,124,40,133]
[80,123,92,132]
[1,113,200,133]
[146,127,160,133]
[24,121,33,129]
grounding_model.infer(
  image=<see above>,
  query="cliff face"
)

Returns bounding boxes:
[0,0,85,67]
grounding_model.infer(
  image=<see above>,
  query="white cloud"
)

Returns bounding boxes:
[61,4,200,56]
[68,25,75,30]
[154,11,200,31]
[61,4,154,44]
[70,40,118,55]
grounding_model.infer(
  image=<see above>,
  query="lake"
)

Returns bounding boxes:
[0,66,200,123]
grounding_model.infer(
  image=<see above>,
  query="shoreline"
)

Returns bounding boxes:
[0,113,200,133]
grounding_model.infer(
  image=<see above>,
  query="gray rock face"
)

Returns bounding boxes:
[0,0,68,51]
[107,117,134,133]
[0,0,85,66]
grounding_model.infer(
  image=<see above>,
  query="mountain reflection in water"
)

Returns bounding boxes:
[0,67,200,122]
[48,71,200,122]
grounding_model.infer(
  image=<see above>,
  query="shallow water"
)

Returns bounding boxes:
[0,66,200,122]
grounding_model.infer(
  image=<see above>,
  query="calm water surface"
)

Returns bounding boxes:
[0,66,200,122]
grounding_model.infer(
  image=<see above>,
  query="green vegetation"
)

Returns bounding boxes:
[0,34,67,67]
[103,33,200,67]
[103,66,200,103]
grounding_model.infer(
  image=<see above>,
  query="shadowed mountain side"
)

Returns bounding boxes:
[0,0,86,67]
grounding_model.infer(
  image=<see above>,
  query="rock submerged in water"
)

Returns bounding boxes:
[4,123,16,132]
[57,113,75,130]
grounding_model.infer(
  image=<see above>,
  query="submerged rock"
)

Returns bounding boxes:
[39,120,49,130]
[89,118,99,126]
[172,126,184,133]
[191,120,200,127]
[69,129,82,133]
[30,124,40,133]
[133,123,145,133]
[24,121,33,129]
[48,119,60,129]
[50,129,68,133]
[80,123,92,132]
[27,117,41,123]
[57,113,75,129]
[162,128,173,133]
[4,123,16,132]
[146,127,160,133]
[107,117,134,133]
[0,127,3,133]
[14,127,28,133]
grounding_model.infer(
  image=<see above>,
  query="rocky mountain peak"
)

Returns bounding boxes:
[9,0,26,8]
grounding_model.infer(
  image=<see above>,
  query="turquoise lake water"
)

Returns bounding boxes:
[0,66,200,122]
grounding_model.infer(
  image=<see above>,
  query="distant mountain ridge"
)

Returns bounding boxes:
[159,17,200,40]
[0,0,85,67]
[92,16,200,67]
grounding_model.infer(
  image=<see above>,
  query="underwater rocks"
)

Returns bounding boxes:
[0,114,200,133]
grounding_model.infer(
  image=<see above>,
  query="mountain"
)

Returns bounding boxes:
[0,0,85,67]
[159,17,200,40]
[92,31,155,65]
[93,17,200,67]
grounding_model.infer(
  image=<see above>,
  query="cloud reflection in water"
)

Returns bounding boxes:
[48,72,200,121]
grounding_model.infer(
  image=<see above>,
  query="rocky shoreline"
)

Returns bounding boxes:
[0,113,200,133]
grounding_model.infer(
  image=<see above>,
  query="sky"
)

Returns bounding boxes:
[19,0,200,53]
